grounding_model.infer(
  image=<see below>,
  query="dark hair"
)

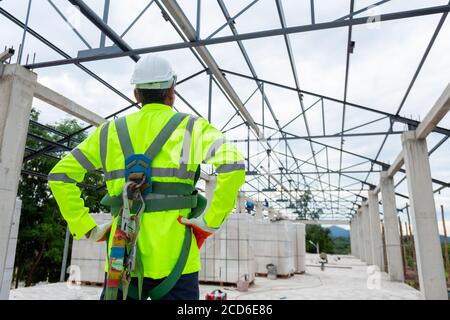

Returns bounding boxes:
[137,88,169,105]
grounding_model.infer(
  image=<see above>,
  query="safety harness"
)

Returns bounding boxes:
[100,112,206,300]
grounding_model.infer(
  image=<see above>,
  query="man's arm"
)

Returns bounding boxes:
[196,118,246,228]
[48,124,104,240]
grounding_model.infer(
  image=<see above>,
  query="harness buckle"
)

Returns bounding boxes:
[125,154,152,195]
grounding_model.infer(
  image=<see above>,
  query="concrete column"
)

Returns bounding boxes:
[380,171,404,282]
[236,191,246,213]
[0,199,21,300]
[352,215,360,259]
[0,64,37,292]
[402,131,447,300]
[362,203,373,265]
[368,191,384,270]
[357,208,366,262]
[205,176,217,203]
[255,202,263,220]
[268,208,276,221]
[350,219,356,257]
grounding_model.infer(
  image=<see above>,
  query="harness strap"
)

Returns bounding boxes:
[104,167,197,181]
[121,190,207,300]
[101,194,198,216]
[102,112,204,300]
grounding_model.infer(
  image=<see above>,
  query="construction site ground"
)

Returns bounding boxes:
[9,254,423,300]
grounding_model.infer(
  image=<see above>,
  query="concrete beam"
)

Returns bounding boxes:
[0,64,37,292]
[387,151,404,179]
[373,82,450,191]
[368,191,384,270]
[402,131,447,300]
[296,220,349,225]
[34,83,106,126]
[380,171,404,282]
[416,82,450,139]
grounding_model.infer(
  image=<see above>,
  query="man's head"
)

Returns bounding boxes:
[133,86,175,107]
[131,55,177,107]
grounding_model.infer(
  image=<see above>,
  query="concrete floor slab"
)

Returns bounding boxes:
[201,254,423,300]
[9,255,423,300]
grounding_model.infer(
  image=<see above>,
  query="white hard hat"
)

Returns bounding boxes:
[131,54,177,90]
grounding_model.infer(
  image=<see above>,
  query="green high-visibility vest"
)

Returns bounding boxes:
[48,103,246,281]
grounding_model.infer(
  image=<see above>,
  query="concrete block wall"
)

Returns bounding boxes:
[252,220,296,276]
[66,210,305,285]
[200,213,255,284]
[70,213,111,283]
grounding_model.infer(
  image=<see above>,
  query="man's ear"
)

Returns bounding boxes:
[134,88,141,104]
[166,85,176,106]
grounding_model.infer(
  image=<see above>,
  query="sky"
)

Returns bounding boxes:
[0,0,449,234]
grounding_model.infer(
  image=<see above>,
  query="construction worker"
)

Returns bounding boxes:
[48,55,246,300]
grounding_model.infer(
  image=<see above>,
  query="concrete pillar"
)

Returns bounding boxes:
[380,171,404,282]
[362,203,373,265]
[268,208,276,221]
[0,199,21,300]
[402,131,447,300]
[0,64,37,293]
[255,202,263,220]
[350,219,356,257]
[205,176,217,203]
[352,215,360,258]
[368,191,384,270]
[236,191,246,213]
[357,208,366,262]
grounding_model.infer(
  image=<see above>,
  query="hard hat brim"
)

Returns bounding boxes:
[133,76,177,90]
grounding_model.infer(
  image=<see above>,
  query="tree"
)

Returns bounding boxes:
[305,225,334,253]
[331,237,350,255]
[14,109,105,287]
[294,190,322,220]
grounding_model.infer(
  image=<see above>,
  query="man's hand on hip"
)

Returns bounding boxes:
[86,221,113,242]
[177,216,217,249]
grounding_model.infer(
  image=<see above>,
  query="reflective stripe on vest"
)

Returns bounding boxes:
[204,138,226,164]
[48,173,76,183]
[100,121,111,172]
[216,160,246,174]
[71,148,96,172]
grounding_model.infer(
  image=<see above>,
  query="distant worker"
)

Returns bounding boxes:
[48,55,246,300]
[319,252,328,271]
[245,200,254,214]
